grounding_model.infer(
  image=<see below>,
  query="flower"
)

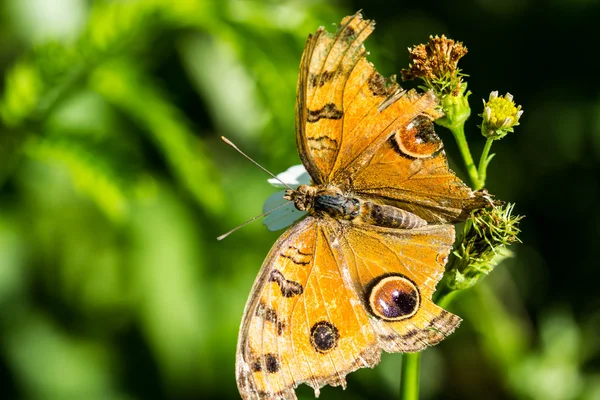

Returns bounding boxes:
[401,35,468,97]
[263,164,310,231]
[479,91,523,140]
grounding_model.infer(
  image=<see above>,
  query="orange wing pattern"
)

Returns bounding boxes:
[237,217,458,400]
[348,116,488,223]
[237,217,379,399]
[332,221,459,351]
[296,13,433,184]
[296,12,486,223]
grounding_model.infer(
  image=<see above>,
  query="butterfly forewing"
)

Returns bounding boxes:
[296,13,486,223]
[349,118,488,223]
[296,13,381,184]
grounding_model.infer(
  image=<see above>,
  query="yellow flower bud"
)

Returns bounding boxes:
[479,91,523,139]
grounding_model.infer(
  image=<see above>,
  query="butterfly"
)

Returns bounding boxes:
[235,12,487,400]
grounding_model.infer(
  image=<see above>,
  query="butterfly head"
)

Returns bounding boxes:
[284,184,317,212]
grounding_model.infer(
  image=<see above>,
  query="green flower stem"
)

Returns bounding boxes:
[433,288,459,309]
[400,352,421,400]
[398,88,495,400]
[476,138,494,190]
[448,124,480,189]
[399,287,460,400]
[400,121,477,400]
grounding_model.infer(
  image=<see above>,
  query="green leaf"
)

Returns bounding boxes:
[90,61,225,214]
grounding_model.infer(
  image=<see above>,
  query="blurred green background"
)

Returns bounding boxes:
[1,0,599,399]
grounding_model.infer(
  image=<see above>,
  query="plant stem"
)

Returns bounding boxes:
[398,288,461,400]
[449,124,479,188]
[398,100,479,400]
[433,289,459,309]
[400,352,421,400]
[476,138,494,190]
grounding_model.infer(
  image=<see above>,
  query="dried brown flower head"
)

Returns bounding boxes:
[402,35,468,96]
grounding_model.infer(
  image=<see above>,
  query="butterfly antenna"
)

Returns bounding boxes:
[221,136,294,191]
[216,200,292,241]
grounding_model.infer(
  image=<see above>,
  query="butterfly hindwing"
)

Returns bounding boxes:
[237,216,460,399]
[331,221,461,351]
[237,217,380,400]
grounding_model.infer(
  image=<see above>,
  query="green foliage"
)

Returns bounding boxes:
[443,203,523,291]
[24,136,134,220]
[0,1,341,399]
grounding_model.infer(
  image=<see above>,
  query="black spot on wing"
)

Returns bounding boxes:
[251,359,262,372]
[250,353,281,374]
[269,270,304,298]
[307,135,339,152]
[289,246,312,256]
[278,246,312,268]
[340,25,356,41]
[310,321,340,353]
[368,72,390,96]
[255,302,286,335]
[366,274,420,321]
[265,353,281,373]
[309,70,337,88]
[307,103,343,122]
[279,254,309,266]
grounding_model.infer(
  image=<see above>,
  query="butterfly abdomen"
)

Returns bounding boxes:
[358,201,427,229]
[294,185,428,229]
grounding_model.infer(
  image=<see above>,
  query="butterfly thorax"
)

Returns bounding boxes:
[285,184,427,229]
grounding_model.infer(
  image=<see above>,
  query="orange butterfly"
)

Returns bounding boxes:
[236,12,486,400]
